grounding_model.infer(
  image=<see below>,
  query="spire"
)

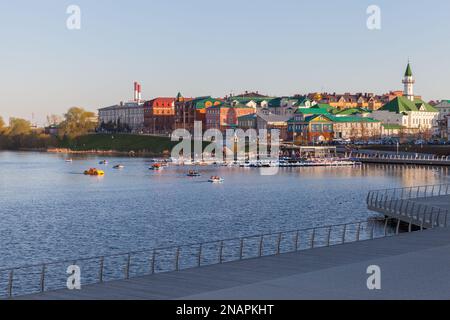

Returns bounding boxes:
[405,61,413,77]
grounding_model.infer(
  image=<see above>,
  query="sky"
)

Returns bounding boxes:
[0,0,449,125]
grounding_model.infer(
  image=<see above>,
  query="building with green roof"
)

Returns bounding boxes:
[371,62,439,136]
[372,96,439,135]
[288,112,382,143]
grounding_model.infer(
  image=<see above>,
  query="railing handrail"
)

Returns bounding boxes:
[0,218,384,274]
[367,183,450,195]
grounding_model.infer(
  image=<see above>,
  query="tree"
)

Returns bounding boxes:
[59,107,97,138]
[46,114,63,126]
[0,116,5,133]
[8,118,32,136]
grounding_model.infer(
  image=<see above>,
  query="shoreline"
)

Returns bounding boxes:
[0,148,168,158]
[46,148,167,157]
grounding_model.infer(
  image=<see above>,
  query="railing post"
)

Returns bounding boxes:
[151,250,156,274]
[384,218,389,236]
[220,241,225,263]
[99,257,104,283]
[8,270,13,298]
[396,219,401,235]
[198,244,202,267]
[294,231,299,251]
[310,229,316,248]
[445,211,449,228]
[342,224,347,243]
[277,233,282,254]
[175,247,180,271]
[356,223,362,241]
[40,264,46,293]
[125,253,131,279]
[259,236,264,257]
[239,239,244,260]
[326,226,332,246]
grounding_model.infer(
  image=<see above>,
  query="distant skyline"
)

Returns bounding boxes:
[0,0,449,125]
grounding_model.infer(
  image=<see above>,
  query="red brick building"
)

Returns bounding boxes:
[144,97,176,134]
[206,104,256,132]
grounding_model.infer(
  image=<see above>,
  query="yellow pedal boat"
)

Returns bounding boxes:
[84,168,105,176]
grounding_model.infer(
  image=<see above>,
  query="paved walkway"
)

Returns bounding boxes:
[412,195,450,210]
[18,227,450,300]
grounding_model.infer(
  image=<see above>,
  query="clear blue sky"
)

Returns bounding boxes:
[0,0,449,124]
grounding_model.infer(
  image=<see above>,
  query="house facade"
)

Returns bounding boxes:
[98,102,145,133]
[143,97,176,134]
[174,95,222,132]
[205,104,255,132]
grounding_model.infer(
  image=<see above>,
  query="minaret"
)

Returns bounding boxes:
[402,61,415,101]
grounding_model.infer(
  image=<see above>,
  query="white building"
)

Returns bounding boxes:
[371,63,439,135]
[98,102,145,133]
[434,100,450,120]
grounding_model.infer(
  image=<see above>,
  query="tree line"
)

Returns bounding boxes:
[0,107,97,150]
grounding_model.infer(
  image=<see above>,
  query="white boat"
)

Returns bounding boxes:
[208,176,224,183]
[65,159,73,163]
[113,165,125,169]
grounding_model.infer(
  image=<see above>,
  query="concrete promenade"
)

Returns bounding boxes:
[19,227,450,300]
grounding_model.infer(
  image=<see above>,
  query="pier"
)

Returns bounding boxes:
[14,226,450,300]
[353,153,450,166]
[367,184,450,229]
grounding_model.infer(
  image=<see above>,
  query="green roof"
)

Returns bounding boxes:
[327,115,379,123]
[405,63,413,77]
[291,113,380,124]
[379,96,437,113]
[295,106,332,116]
[232,96,271,103]
[192,97,223,109]
[335,107,371,116]
[268,98,283,108]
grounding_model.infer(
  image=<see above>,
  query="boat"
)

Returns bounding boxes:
[208,176,224,183]
[84,168,105,176]
[99,160,108,165]
[65,159,73,163]
[150,163,163,171]
[113,165,125,169]
[187,170,201,177]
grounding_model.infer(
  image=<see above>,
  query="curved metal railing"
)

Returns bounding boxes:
[0,217,399,299]
[367,184,450,228]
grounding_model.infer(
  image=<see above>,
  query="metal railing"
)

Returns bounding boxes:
[1,217,400,299]
[353,153,450,163]
[367,184,450,228]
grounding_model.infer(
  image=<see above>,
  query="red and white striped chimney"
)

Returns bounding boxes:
[134,82,138,102]
[138,83,142,102]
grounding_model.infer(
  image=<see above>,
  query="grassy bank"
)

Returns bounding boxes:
[59,134,177,155]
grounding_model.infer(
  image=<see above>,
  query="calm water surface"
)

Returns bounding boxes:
[0,151,449,268]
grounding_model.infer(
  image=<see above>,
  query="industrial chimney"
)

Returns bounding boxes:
[134,82,139,102]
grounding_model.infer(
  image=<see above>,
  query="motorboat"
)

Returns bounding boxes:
[187,170,201,177]
[113,165,125,169]
[208,176,224,183]
[99,160,108,165]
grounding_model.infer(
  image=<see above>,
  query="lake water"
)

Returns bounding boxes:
[1,151,449,269]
